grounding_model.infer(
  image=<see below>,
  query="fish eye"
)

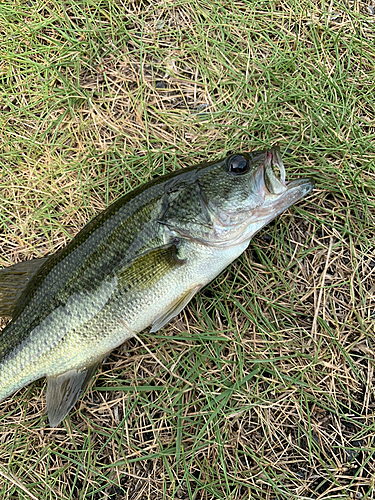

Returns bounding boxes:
[226,155,250,175]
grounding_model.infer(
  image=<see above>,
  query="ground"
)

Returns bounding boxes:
[0,0,374,499]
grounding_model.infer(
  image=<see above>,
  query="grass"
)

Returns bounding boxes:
[0,0,375,498]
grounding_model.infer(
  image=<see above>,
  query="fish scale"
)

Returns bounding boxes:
[0,149,313,426]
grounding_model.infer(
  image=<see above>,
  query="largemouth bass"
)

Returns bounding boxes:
[0,148,313,426]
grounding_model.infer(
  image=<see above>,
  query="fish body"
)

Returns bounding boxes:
[0,148,313,426]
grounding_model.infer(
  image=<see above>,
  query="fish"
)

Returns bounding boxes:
[0,147,313,427]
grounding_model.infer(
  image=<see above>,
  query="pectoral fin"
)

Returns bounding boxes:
[116,242,185,289]
[0,258,48,318]
[46,360,101,427]
[150,285,201,332]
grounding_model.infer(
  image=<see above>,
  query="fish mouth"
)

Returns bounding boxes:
[260,147,314,210]
[264,147,287,195]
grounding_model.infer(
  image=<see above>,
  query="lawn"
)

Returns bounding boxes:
[0,0,374,498]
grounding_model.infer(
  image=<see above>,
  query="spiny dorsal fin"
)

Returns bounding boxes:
[0,258,48,318]
[46,359,101,427]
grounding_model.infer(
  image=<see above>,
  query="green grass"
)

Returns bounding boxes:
[0,0,375,498]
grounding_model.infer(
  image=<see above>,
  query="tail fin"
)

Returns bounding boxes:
[0,258,48,318]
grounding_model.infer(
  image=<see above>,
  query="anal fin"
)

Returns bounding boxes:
[46,359,102,427]
[150,285,201,332]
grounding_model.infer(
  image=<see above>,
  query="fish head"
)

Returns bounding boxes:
[191,146,314,246]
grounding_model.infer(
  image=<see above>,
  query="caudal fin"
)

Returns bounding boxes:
[0,258,48,318]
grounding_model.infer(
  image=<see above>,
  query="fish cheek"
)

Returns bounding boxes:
[158,182,213,235]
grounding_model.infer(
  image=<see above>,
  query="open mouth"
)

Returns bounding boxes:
[264,147,287,195]
[261,147,314,203]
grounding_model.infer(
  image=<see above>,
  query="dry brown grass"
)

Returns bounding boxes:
[0,0,374,498]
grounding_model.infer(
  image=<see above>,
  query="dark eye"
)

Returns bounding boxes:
[227,155,250,175]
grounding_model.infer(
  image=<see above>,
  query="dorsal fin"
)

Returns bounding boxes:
[0,258,48,318]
